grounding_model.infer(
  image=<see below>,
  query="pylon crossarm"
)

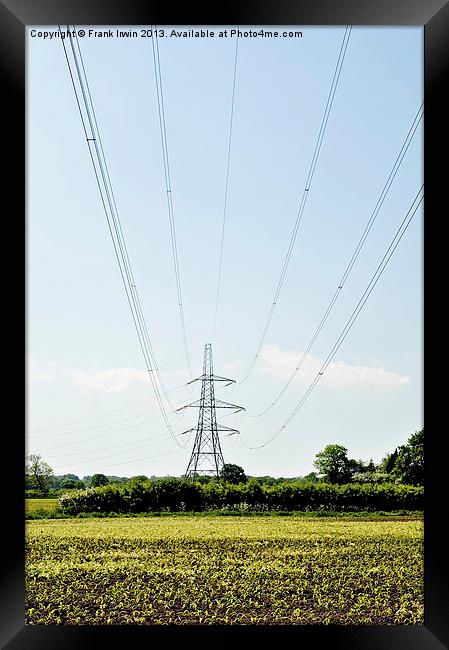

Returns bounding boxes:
[216,424,240,435]
[211,375,236,385]
[175,400,201,411]
[214,399,245,412]
[189,424,240,434]
[185,377,201,385]
[186,374,236,386]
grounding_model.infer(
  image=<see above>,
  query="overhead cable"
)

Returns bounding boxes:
[151,28,193,378]
[247,102,423,416]
[243,185,423,449]
[29,382,187,435]
[239,26,352,384]
[52,447,185,473]
[211,27,240,342]
[60,27,182,447]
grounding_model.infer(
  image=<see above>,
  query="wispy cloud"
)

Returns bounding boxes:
[223,359,242,373]
[257,344,410,390]
[29,359,58,382]
[69,366,149,394]
[29,358,188,394]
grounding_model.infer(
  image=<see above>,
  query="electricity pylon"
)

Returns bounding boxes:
[176,343,245,478]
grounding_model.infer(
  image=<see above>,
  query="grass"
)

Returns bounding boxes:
[25,499,60,517]
[26,516,423,625]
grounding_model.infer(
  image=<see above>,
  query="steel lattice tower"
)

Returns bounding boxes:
[176,343,245,478]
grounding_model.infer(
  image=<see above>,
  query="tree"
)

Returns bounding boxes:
[189,474,215,484]
[313,444,355,484]
[106,475,128,485]
[301,472,320,483]
[220,463,247,484]
[352,470,392,484]
[90,473,109,487]
[60,478,84,490]
[252,476,276,486]
[379,449,399,474]
[26,454,54,495]
[392,429,424,486]
[61,474,80,482]
[352,458,376,474]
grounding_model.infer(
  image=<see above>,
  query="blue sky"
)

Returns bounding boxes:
[27,26,423,478]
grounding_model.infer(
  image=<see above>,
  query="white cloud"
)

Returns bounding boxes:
[223,359,242,372]
[69,366,149,394]
[257,344,410,390]
[29,359,58,382]
[28,358,187,394]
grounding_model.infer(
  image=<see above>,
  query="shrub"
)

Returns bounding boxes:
[58,478,424,516]
[25,489,44,499]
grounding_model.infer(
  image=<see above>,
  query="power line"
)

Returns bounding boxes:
[31,396,150,429]
[52,447,185,473]
[243,186,423,449]
[151,27,193,379]
[76,30,182,421]
[66,30,172,421]
[247,101,423,417]
[44,431,194,468]
[239,26,352,384]
[31,395,90,416]
[72,30,180,419]
[40,430,184,459]
[31,410,178,453]
[29,397,187,440]
[211,28,240,343]
[29,382,187,435]
[31,391,237,454]
[30,376,233,445]
[60,27,182,448]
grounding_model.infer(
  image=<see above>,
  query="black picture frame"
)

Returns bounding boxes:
[3,0,447,647]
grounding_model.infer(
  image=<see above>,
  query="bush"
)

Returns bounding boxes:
[58,478,424,516]
[26,489,44,499]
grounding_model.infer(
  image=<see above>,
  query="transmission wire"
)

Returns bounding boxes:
[52,447,185,473]
[247,102,423,417]
[32,398,236,455]
[30,397,187,440]
[151,27,193,379]
[239,26,352,384]
[29,382,187,434]
[211,27,240,342]
[45,431,193,467]
[243,186,423,449]
[65,31,171,427]
[72,30,180,418]
[61,28,182,448]
[38,430,184,459]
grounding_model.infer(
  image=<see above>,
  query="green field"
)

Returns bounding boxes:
[25,499,59,516]
[26,516,423,625]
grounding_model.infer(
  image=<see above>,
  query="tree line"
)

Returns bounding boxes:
[25,428,423,497]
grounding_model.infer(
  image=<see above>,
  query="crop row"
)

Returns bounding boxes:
[26,517,423,625]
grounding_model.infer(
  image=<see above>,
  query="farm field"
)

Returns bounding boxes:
[26,516,423,625]
[25,499,59,516]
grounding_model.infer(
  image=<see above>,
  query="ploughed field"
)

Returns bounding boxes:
[26,516,423,625]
